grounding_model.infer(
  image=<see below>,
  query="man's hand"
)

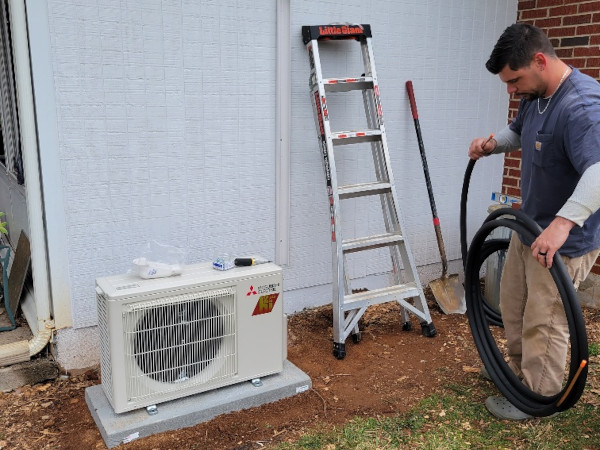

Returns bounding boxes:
[468,137,496,160]
[531,216,576,268]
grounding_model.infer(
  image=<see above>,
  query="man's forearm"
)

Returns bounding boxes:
[557,161,600,226]
[489,125,521,154]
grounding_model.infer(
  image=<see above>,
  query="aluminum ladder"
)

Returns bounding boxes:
[302,24,437,359]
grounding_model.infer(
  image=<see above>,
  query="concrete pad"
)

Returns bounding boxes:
[86,360,311,448]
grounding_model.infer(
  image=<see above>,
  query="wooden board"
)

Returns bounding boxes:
[8,231,31,316]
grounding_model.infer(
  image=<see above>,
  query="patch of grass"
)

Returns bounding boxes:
[293,432,334,449]
[275,381,600,449]
[589,342,598,357]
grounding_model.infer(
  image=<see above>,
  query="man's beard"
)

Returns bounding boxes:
[517,86,546,101]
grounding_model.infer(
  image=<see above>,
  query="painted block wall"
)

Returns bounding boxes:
[45,0,278,332]
[39,0,517,369]
[502,0,600,275]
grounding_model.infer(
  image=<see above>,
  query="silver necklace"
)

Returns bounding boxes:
[537,66,570,114]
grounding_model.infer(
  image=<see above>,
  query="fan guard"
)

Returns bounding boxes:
[134,298,225,383]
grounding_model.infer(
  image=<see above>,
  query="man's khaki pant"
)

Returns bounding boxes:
[499,234,599,396]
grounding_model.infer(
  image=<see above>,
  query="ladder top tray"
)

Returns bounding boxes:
[302,24,371,44]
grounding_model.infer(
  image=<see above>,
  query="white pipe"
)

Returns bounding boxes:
[0,0,54,364]
[0,340,29,366]
[0,324,52,366]
[25,0,72,328]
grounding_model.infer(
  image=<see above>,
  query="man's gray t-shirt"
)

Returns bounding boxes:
[509,68,600,257]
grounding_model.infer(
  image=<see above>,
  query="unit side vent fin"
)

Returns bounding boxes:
[96,293,113,403]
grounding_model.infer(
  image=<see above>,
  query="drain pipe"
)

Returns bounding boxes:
[0,0,54,366]
[0,325,53,366]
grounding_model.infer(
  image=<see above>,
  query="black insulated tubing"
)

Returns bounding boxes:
[461,158,588,416]
[460,159,503,326]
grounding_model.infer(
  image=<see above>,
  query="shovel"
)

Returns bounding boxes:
[406,81,465,314]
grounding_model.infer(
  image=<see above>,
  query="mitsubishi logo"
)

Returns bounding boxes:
[246,285,257,296]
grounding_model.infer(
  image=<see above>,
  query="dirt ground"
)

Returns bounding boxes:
[1,291,599,450]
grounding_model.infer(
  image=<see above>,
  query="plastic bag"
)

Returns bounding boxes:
[212,253,234,271]
[131,241,184,279]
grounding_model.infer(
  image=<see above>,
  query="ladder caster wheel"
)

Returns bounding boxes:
[402,321,412,332]
[352,332,362,343]
[333,342,346,359]
[420,322,437,337]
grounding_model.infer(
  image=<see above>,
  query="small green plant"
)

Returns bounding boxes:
[0,212,7,234]
[589,342,599,357]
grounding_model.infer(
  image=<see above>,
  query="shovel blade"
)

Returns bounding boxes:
[429,274,465,315]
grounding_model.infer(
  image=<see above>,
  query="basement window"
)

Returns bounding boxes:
[0,0,23,185]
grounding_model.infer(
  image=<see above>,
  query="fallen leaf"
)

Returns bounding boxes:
[44,419,56,427]
[462,366,480,374]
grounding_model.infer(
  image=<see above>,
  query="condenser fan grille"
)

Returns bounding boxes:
[123,288,236,402]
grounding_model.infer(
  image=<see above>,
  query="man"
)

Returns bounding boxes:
[468,23,600,420]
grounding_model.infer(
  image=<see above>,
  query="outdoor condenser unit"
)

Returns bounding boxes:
[95,262,285,414]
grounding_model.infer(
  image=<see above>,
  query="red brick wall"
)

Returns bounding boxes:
[503,0,600,274]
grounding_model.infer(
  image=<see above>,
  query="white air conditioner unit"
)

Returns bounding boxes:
[95,262,285,414]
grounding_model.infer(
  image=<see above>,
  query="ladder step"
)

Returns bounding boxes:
[332,129,382,145]
[343,283,420,309]
[323,76,374,92]
[342,232,403,253]
[338,181,391,199]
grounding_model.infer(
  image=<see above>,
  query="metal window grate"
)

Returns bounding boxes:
[123,288,237,402]
[0,0,24,184]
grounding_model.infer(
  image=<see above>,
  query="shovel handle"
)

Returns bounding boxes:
[434,224,448,277]
[406,81,437,217]
[406,80,419,119]
[406,80,449,275]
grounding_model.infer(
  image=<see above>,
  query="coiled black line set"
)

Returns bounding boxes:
[460,159,588,416]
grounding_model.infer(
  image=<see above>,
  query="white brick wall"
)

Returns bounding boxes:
[41,0,517,368]
[46,0,278,328]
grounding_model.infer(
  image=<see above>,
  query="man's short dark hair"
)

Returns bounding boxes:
[486,23,556,74]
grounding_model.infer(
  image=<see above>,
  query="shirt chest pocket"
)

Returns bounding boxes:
[533,133,560,167]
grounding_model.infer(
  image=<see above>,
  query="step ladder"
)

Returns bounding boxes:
[302,24,436,359]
